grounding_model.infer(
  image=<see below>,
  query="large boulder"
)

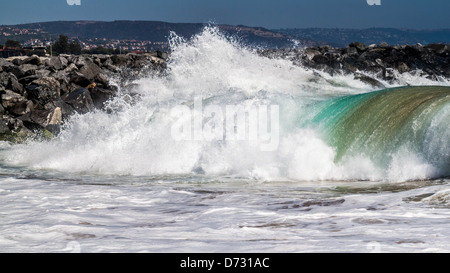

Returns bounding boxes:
[1,89,33,116]
[27,77,61,105]
[79,61,102,81]
[0,115,31,142]
[22,55,43,66]
[94,73,110,87]
[61,88,95,114]
[72,56,88,68]
[425,43,447,55]
[89,86,116,109]
[0,59,13,69]
[111,54,131,67]
[349,42,368,52]
[69,71,92,87]
[19,64,38,77]
[18,74,42,86]
[46,56,68,71]
[1,62,25,78]
[0,72,24,94]
[303,48,322,61]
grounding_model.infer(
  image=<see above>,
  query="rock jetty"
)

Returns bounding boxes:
[0,52,167,142]
[260,42,450,88]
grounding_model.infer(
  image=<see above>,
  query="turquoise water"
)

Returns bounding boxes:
[304,86,450,178]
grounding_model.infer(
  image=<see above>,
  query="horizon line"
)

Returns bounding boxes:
[1,20,449,31]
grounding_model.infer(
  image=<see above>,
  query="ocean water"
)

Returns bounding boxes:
[0,27,449,253]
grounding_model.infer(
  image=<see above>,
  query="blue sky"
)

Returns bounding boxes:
[0,0,449,29]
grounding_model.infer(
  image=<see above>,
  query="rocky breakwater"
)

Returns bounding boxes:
[0,52,167,142]
[260,43,450,88]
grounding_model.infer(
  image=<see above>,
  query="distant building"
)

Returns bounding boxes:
[0,46,47,58]
[131,50,147,54]
[0,46,26,58]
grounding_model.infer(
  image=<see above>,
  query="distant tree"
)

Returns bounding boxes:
[82,46,128,55]
[83,46,107,55]
[5,40,22,48]
[113,48,123,55]
[68,41,82,55]
[52,35,69,54]
[93,46,108,54]
[33,49,46,57]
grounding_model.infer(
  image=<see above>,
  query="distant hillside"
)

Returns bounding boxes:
[3,21,449,50]
[6,20,298,49]
[276,28,450,47]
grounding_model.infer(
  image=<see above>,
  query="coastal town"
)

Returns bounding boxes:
[0,25,169,57]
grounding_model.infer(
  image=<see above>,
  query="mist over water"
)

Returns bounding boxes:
[1,26,449,182]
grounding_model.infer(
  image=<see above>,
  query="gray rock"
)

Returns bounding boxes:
[44,99,75,120]
[0,59,13,68]
[79,61,102,81]
[156,51,169,60]
[111,54,131,67]
[303,48,321,61]
[346,46,358,56]
[0,89,33,116]
[19,109,51,130]
[349,42,368,52]
[46,107,62,126]
[90,86,116,109]
[69,71,92,87]
[19,64,38,76]
[64,63,78,73]
[425,43,447,54]
[18,74,42,86]
[59,56,69,68]
[23,55,43,66]
[102,57,113,67]
[27,77,61,105]
[1,89,25,109]
[73,56,88,68]
[0,72,10,87]
[0,72,23,94]
[12,58,23,66]
[94,73,110,87]
[312,54,329,64]
[397,62,410,73]
[62,88,95,114]
[103,63,119,72]
[2,64,25,79]
[0,116,32,140]
[33,69,51,78]
[46,56,65,71]
[0,117,9,134]
[9,100,34,116]
[318,45,332,52]
[9,74,23,94]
